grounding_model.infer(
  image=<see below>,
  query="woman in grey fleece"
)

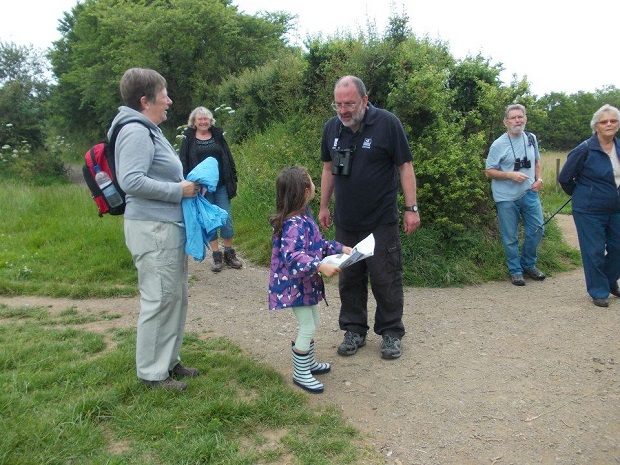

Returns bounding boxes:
[108,67,200,391]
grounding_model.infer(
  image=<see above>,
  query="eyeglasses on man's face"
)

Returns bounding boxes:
[331,101,360,111]
[506,115,526,121]
[598,119,618,125]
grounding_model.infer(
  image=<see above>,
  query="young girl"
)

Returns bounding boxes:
[268,166,352,394]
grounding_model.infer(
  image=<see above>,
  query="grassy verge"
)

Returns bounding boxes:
[0,304,382,465]
[0,180,135,297]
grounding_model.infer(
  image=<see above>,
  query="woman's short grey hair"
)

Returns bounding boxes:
[187,106,215,127]
[119,68,167,111]
[590,104,620,133]
[504,104,526,119]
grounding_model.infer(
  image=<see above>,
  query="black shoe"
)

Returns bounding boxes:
[140,377,187,391]
[381,334,402,359]
[169,364,200,378]
[337,331,366,356]
[610,288,620,298]
[211,251,223,272]
[510,274,525,286]
[524,267,546,280]
[593,298,609,308]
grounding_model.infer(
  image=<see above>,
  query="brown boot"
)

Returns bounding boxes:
[224,248,242,269]
[211,250,223,272]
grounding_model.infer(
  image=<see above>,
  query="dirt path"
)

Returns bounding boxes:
[1,215,618,465]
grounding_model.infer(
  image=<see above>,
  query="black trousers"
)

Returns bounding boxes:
[336,222,406,338]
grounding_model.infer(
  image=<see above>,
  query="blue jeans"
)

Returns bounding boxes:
[203,185,234,242]
[495,190,544,275]
[573,211,620,299]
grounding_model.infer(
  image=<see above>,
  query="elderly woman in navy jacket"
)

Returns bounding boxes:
[558,104,620,307]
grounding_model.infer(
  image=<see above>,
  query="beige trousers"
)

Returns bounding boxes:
[124,219,188,381]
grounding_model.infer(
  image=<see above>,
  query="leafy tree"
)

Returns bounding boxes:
[0,42,66,185]
[48,0,293,140]
[0,42,51,150]
[384,9,412,46]
[216,48,306,142]
[529,86,620,151]
[387,40,496,232]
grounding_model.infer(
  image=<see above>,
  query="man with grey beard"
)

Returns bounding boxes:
[485,104,546,286]
[319,75,420,360]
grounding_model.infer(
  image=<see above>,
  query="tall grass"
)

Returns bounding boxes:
[540,150,573,214]
[0,305,382,464]
[0,180,134,297]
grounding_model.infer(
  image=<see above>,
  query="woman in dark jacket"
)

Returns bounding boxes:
[558,104,620,307]
[180,106,241,272]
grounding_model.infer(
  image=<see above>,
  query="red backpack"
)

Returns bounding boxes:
[82,120,153,217]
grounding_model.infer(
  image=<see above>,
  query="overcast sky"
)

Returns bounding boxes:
[2,0,618,96]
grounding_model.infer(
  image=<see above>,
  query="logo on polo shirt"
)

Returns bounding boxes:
[362,138,372,149]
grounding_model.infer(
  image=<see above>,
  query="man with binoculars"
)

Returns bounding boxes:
[319,75,420,360]
[485,104,546,286]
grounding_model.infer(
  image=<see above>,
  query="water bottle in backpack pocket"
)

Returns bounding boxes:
[94,164,123,208]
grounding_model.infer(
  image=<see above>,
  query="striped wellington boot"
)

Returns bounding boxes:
[308,341,331,375]
[291,348,324,394]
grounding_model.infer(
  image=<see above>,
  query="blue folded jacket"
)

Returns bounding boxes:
[182,158,229,261]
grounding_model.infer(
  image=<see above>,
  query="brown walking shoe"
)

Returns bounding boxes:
[224,248,242,269]
[170,364,200,379]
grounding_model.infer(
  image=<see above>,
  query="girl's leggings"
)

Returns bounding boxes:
[292,305,320,352]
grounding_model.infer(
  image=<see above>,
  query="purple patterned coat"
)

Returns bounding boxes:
[268,211,344,310]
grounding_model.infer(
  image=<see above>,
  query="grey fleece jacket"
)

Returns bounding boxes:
[108,106,185,222]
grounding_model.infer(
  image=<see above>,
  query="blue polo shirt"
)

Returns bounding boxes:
[320,103,413,230]
[486,132,540,202]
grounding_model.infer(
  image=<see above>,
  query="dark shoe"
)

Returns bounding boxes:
[170,364,200,379]
[224,248,242,269]
[140,377,187,391]
[610,288,620,298]
[337,331,366,356]
[524,267,546,281]
[211,251,223,272]
[510,274,525,286]
[593,298,609,308]
[381,334,402,359]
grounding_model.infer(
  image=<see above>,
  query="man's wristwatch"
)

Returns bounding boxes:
[404,205,418,212]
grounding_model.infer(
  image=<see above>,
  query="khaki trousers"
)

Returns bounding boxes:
[124,219,188,381]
